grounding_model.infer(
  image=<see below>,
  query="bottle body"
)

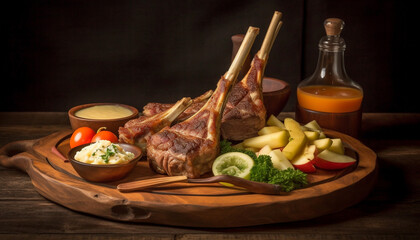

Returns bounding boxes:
[296,102,362,138]
[296,21,363,138]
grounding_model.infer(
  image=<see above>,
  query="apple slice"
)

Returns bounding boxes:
[328,138,345,155]
[304,120,326,138]
[268,149,294,171]
[304,120,322,131]
[312,149,356,170]
[282,118,307,160]
[290,145,317,173]
[266,115,286,129]
[313,138,333,151]
[243,131,289,149]
[257,145,272,156]
[258,126,283,135]
[304,130,320,141]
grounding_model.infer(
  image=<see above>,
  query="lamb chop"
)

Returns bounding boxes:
[140,12,283,142]
[142,90,213,122]
[221,11,283,140]
[147,26,259,178]
[118,97,192,153]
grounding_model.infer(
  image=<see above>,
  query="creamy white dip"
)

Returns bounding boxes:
[74,140,135,164]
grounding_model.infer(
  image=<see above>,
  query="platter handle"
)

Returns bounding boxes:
[0,139,39,172]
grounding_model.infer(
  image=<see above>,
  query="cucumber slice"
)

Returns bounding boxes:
[212,152,254,179]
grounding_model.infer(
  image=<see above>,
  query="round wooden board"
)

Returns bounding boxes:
[0,129,377,228]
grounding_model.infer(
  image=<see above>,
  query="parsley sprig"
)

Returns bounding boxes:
[220,140,308,192]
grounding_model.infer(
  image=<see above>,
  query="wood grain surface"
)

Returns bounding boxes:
[0,127,377,227]
[0,112,419,239]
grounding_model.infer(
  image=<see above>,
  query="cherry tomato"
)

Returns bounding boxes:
[70,127,96,148]
[91,127,118,143]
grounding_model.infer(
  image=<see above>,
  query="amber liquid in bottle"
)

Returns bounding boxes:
[296,18,363,138]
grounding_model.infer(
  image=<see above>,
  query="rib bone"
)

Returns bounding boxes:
[142,90,213,122]
[118,97,192,153]
[146,27,259,178]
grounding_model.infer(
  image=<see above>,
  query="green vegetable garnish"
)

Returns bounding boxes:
[100,144,118,164]
[219,140,308,192]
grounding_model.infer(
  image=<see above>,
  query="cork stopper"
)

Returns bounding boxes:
[324,18,344,36]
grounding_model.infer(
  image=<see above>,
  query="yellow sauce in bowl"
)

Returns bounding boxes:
[75,105,133,120]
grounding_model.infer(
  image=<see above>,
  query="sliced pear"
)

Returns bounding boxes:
[266,115,286,129]
[243,131,289,149]
[282,118,307,160]
[258,126,283,135]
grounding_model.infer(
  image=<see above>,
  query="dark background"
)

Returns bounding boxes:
[2,0,415,113]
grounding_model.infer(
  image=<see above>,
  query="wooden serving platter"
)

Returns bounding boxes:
[0,129,377,228]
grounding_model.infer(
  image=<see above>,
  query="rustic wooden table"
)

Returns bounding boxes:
[0,112,419,239]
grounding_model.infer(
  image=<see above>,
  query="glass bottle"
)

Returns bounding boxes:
[296,18,363,138]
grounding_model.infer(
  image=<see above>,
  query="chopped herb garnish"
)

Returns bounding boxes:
[100,144,117,164]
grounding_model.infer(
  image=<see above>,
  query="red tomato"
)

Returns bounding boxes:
[70,127,96,148]
[91,127,118,143]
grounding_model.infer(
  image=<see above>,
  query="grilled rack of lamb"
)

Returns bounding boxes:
[140,11,283,141]
[142,90,213,122]
[118,97,192,153]
[221,11,283,140]
[146,26,260,178]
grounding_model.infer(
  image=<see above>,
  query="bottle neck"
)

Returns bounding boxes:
[312,48,349,84]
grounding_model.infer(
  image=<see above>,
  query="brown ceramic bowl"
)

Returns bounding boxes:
[68,103,139,135]
[262,77,291,117]
[68,142,142,182]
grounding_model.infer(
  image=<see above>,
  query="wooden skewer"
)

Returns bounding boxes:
[258,11,283,61]
[117,175,287,195]
[117,176,188,192]
[225,26,259,81]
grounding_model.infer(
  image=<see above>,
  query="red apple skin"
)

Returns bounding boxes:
[292,147,318,173]
[293,162,316,173]
[312,156,356,170]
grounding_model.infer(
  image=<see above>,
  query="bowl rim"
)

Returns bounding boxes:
[68,102,139,122]
[262,77,290,94]
[68,142,142,168]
